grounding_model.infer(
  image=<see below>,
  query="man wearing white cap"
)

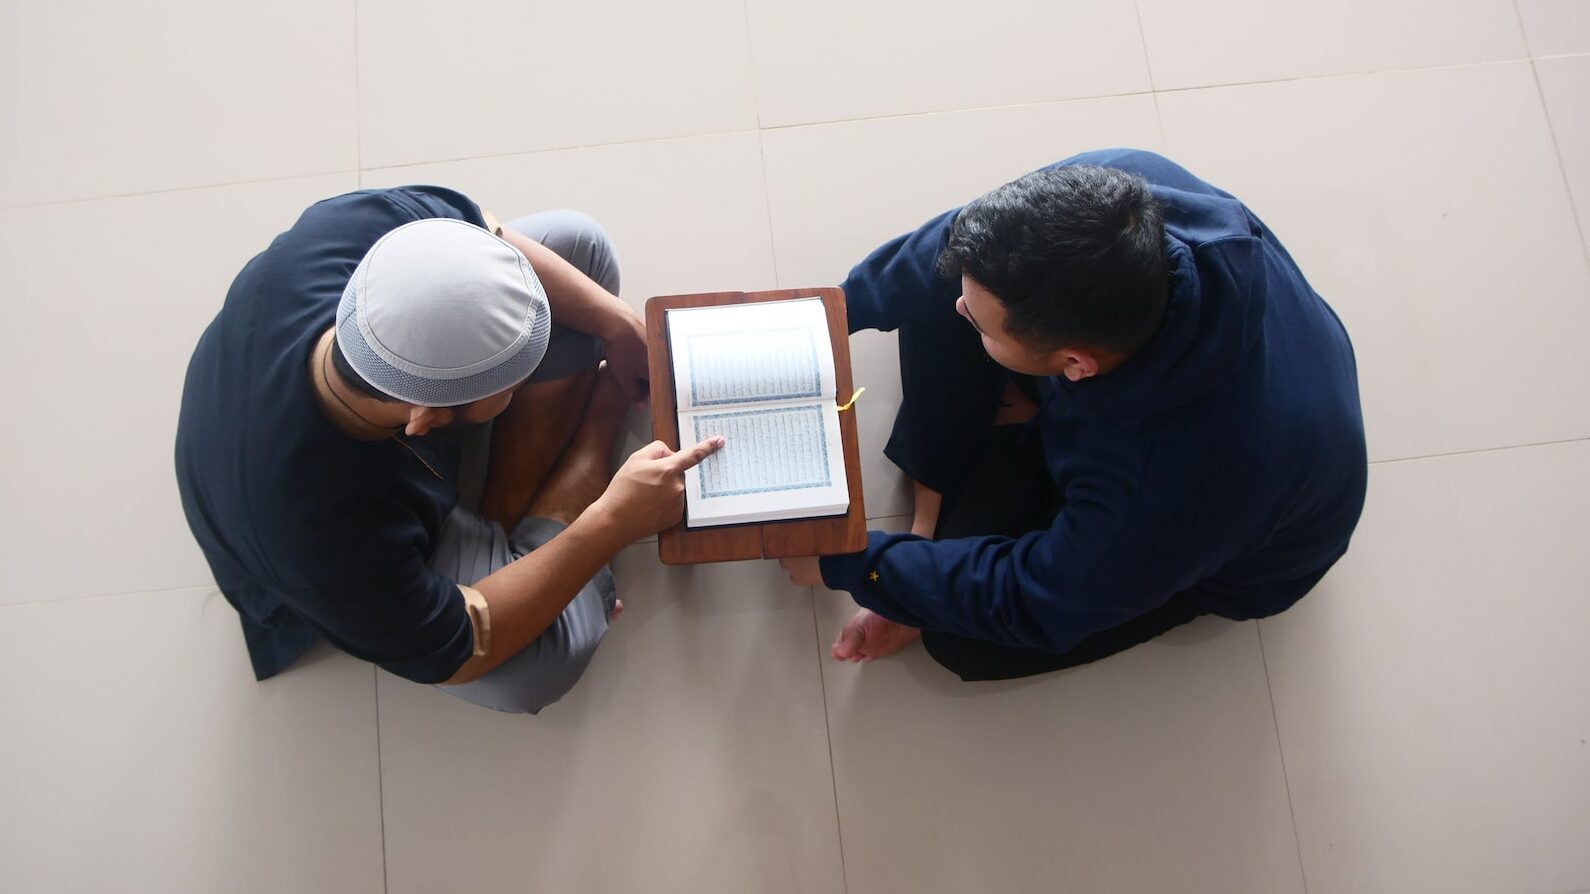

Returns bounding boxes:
[176,186,721,713]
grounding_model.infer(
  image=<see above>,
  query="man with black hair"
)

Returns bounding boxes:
[780,149,1367,681]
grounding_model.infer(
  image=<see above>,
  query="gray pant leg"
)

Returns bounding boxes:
[429,510,616,714]
[454,210,623,508]
[505,209,621,382]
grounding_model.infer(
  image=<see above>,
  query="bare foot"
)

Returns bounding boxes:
[609,599,624,622]
[831,608,921,663]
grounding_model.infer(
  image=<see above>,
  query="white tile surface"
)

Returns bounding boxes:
[745,0,1151,126]
[1516,0,1590,56]
[0,173,360,605]
[376,544,844,894]
[1158,62,1590,463]
[0,588,382,894]
[812,591,1304,893]
[0,1,357,207]
[762,96,1164,516]
[1259,441,1590,894]
[1537,55,1590,262]
[360,133,779,314]
[7,3,1590,892]
[1136,0,1526,89]
[357,0,758,169]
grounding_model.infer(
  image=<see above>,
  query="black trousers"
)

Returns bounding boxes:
[915,417,1207,683]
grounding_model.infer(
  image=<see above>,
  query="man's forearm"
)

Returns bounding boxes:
[498,227,631,340]
[911,479,942,539]
[446,505,628,683]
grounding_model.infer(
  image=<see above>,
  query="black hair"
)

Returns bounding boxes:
[330,337,401,403]
[936,164,1169,354]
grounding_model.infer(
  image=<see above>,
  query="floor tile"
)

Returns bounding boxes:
[1259,440,1590,894]
[745,0,1150,127]
[813,587,1303,893]
[0,588,382,894]
[360,133,778,315]
[1136,0,1525,90]
[357,0,757,169]
[1516,0,1590,56]
[376,543,844,894]
[1158,62,1590,462]
[1537,55,1590,261]
[0,2,356,207]
[0,173,359,605]
[761,96,1164,517]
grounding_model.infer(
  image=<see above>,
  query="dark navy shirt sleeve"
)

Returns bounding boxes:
[819,448,1255,652]
[276,494,474,684]
[840,208,962,333]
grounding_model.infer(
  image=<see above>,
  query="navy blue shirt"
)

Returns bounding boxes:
[822,150,1368,652]
[175,187,486,682]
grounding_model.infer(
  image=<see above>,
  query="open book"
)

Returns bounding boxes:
[665,297,851,528]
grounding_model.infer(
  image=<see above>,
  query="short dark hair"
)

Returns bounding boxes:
[330,337,400,403]
[936,165,1169,354]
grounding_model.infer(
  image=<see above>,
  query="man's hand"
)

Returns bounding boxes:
[601,310,650,402]
[489,216,651,400]
[778,556,824,587]
[588,437,724,543]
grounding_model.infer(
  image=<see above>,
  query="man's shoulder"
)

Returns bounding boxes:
[296,186,483,231]
[1046,149,1192,184]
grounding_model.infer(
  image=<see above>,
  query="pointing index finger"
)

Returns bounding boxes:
[665,435,726,472]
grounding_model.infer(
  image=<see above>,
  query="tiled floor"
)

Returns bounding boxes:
[1,2,1587,892]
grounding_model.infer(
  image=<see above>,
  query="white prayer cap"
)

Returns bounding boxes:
[336,219,551,406]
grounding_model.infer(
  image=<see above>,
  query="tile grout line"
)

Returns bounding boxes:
[805,585,852,894]
[1508,0,1530,54]
[372,665,390,894]
[353,0,364,176]
[1520,54,1590,277]
[1148,87,1169,154]
[1509,0,1590,277]
[1130,0,1171,152]
[1255,621,1310,894]
[1369,435,1590,467]
[755,130,783,287]
[757,57,1538,129]
[353,9,388,886]
[1130,0,1159,93]
[738,0,782,288]
[0,168,364,213]
[0,583,218,611]
[11,56,1577,213]
[356,12,386,889]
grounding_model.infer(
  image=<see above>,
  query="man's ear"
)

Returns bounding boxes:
[1051,348,1102,382]
[405,405,450,437]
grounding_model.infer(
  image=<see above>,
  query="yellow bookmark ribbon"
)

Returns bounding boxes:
[837,386,867,412]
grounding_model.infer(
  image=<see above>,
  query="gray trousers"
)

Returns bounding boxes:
[428,209,621,714]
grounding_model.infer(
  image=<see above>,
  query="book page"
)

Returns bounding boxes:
[680,401,849,528]
[666,298,836,412]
